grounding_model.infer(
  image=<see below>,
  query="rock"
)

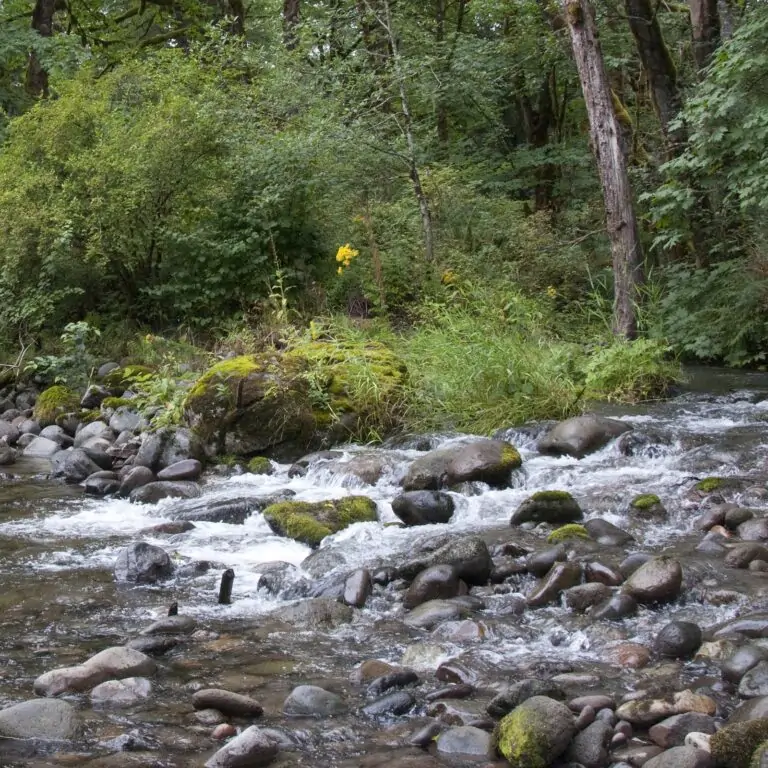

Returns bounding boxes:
[0,420,20,444]
[725,544,768,569]
[738,519,768,542]
[117,466,155,497]
[584,518,634,546]
[401,642,453,672]
[404,599,469,629]
[343,568,372,608]
[723,646,768,683]
[140,615,196,635]
[157,459,203,481]
[402,438,522,491]
[410,722,446,747]
[404,565,462,609]
[170,494,291,524]
[643,746,714,768]
[739,661,768,698]
[213,724,237,740]
[362,691,415,717]
[710,720,768,768]
[114,542,174,584]
[655,621,703,658]
[623,556,683,604]
[591,593,638,621]
[108,406,141,434]
[686,733,713,752]
[616,691,716,727]
[129,480,201,504]
[83,471,121,496]
[81,384,110,409]
[391,491,455,526]
[565,582,611,612]
[728,697,768,723]
[649,714,718,748]
[204,725,279,768]
[567,719,613,768]
[367,670,419,698]
[527,561,582,607]
[39,425,71,446]
[135,426,205,470]
[613,745,665,766]
[271,598,353,628]
[511,490,583,526]
[487,680,564,718]
[0,698,79,740]
[263,496,377,547]
[435,726,494,758]
[33,385,80,427]
[496,695,577,768]
[256,561,302,595]
[715,613,768,639]
[526,545,567,577]
[630,494,668,520]
[283,685,346,716]
[74,420,113,448]
[537,414,631,458]
[34,647,156,697]
[23,435,62,458]
[192,689,264,717]
[90,677,152,707]
[400,536,493,586]
[126,636,180,656]
[51,448,102,483]
[17,418,40,435]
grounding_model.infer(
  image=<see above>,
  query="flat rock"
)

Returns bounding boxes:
[649,713,717,748]
[90,677,152,707]
[193,689,263,717]
[157,459,203,481]
[435,726,494,758]
[0,698,79,740]
[283,685,346,717]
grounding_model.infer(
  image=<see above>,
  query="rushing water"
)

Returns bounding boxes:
[2,366,768,765]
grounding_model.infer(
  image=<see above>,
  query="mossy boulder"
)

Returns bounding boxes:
[100,397,132,412]
[262,496,378,547]
[247,456,274,475]
[751,740,768,768]
[511,490,583,526]
[33,386,81,427]
[496,695,577,768]
[547,524,590,544]
[696,477,725,493]
[629,493,667,520]
[711,720,768,768]
[183,341,406,460]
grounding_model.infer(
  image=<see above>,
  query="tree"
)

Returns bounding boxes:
[563,0,644,337]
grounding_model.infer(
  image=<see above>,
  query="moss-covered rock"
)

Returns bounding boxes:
[631,493,661,509]
[183,340,406,460]
[696,477,724,493]
[262,496,378,547]
[247,456,273,475]
[711,720,768,768]
[547,524,590,543]
[33,386,80,427]
[751,739,768,768]
[511,490,583,526]
[629,493,667,520]
[100,396,133,411]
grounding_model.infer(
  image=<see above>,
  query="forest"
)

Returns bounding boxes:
[0,0,767,435]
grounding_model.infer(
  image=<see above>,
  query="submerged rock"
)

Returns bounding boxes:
[400,536,493,586]
[192,689,264,717]
[204,725,279,768]
[0,698,79,740]
[537,414,631,458]
[283,685,346,716]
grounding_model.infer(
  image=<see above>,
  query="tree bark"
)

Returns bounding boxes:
[283,0,300,49]
[563,0,644,338]
[624,0,685,152]
[26,0,56,97]
[689,0,720,73]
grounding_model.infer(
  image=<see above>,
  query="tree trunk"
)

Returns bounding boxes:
[283,0,300,50]
[26,0,56,97]
[563,0,644,338]
[435,0,449,151]
[624,0,685,152]
[520,72,556,209]
[689,0,720,72]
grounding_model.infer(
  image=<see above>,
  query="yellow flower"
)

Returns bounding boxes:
[546,285,557,299]
[337,266,343,275]
[335,244,359,264]
[441,270,456,285]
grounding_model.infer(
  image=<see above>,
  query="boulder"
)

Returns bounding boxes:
[404,565,463,609]
[204,725,279,768]
[402,439,521,491]
[90,677,152,707]
[170,493,291,524]
[129,480,201,504]
[537,414,631,458]
[567,719,613,768]
[710,720,768,768]
[23,436,61,458]
[117,465,155,497]
[81,384,110,409]
[84,471,121,496]
[157,459,203,481]
[114,542,174,584]
[391,491,455,526]
[270,597,354,628]
[0,698,79,740]
[33,386,79,427]
[511,491,583,526]
[0,421,20,445]
[135,426,205,471]
[649,714,718,748]
[108,406,141,434]
[50,448,102,483]
[74,420,113,448]
[526,561,582,607]
[283,685,346,716]
[723,646,768,683]
[192,689,263,717]
[400,536,493,586]
[655,621,703,658]
[623,556,683,604]
[615,691,716,727]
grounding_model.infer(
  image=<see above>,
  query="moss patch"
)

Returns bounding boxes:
[500,443,523,470]
[496,708,545,768]
[78,408,103,424]
[711,720,768,768]
[247,456,273,475]
[263,496,378,547]
[101,396,132,411]
[631,493,661,509]
[531,490,574,502]
[547,524,589,543]
[33,385,80,427]
[696,477,724,493]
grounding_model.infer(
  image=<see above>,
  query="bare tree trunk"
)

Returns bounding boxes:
[283,0,300,50]
[690,0,720,73]
[26,0,56,97]
[563,0,644,338]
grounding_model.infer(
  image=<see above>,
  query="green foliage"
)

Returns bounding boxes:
[24,321,100,388]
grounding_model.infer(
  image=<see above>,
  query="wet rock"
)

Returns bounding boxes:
[496,695,577,767]
[0,698,79,740]
[157,459,203,481]
[17,418,40,435]
[51,448,100,483]
[400,642,453,672]
[84,471,121,496]
[623,557,683,604]
[620,553,653,578]
[585,561,624,586]
[738,661,768,698]
[426,684,475,703]
[367,670,419,698]
[487,680,564,718]
[91,677,152,707]
[571,696,615,713]
[343,568,372,608]
[585,518,634,546]
[114,542,174,584]
[649,714,718,748]
[23,435,60,458]
[0,445,17,465]
[74,420,113,448]
[511,490,584,526]
[273,598,353,628]
[575,704,597,729]
[212,724,237,740]
[737,518,768,542]
[362,691,415,717]
[192,689,264,717]
[129,480,201,504]
[567,719,613,768]
[565,582,611,612]
[126,635,180,656]
[715,613,768,639]
[724,507,755,529]
[391,491,455,526]
[537,414,631,458]
[643,746,714,768]
[404,598,470,629]
[728,696,768,723]
[591,593,638,621]
[204,725,279,768]
[710,720,768,768]
[257,561,302,595]
[722,645,768,683]
[34,647,156,697]
[400,535,493,586]
[697,507,727,531]
[108,406,141,434]
[655,621,703,658]
[612,744,665,766]
[629,494,667,521]
[433,618,488,642]
[724,544,768,569]
[141,615,196,635]
[436,659,477,685]
[527,561,582,607]
[526,545,567,576]
[404,564,462,609]
[350,660,398,685]
[172,493,292,525]
[410,722,446,747]
[116,465,155,497]
[140,521,195,536]
[402,438,522,491]
[435,725,494,758]
[615,691,716,727]
[283,685,346,717]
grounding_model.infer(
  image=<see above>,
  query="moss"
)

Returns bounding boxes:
[631,493,661,509]
[335,496,378,526]
[696,477,724,493]
[711,720,768,768]
[78,409,102,424]
[500,443,523,470]
[547,524,589,543]
[247,456,273,475]
[750,740,768,768]
[496,708,546,768]
[33,385,80,426]
[186,355,260,403]
[103,364,155,390]
[101,396,132,411]
[531,490,574,502]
